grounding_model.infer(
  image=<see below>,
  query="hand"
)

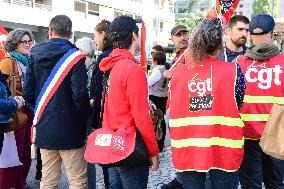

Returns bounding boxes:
[149,155,159,171]
[90,99,94,108]
[14,96,24,109]
[163,70,173,79]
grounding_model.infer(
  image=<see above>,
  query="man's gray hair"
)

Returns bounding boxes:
[75,37,96,58]
[49,15,72,37]
[4,28,34,52]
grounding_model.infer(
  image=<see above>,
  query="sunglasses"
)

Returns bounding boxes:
[20,40,33,45]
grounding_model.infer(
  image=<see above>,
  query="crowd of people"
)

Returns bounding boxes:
[0,11,283,189]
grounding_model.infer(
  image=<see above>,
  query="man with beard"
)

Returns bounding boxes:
[218,15,249,62]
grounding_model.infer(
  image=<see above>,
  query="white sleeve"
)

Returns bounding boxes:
[147,68,162,87]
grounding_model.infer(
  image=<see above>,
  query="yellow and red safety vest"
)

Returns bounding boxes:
[237,54,284,139]
[169,57,244,172]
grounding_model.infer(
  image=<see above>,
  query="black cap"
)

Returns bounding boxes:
[171,25,188,36]
[249,14,275,35]
[109,16,139,39]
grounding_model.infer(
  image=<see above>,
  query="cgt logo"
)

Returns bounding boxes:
[188,73,212,96]
[245,61,282,89]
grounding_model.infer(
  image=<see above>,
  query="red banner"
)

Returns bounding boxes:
[0,25,8,61]
[216,0,240,27]
[140,21,147,72]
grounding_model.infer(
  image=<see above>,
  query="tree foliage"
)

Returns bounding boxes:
[253,0,279,17]
[175,0,203,32]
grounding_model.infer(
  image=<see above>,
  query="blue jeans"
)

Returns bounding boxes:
[86,119,97,189]
[176,172,213,189]
[108,163,149,189]
[87,163,96,189]
[239,139,284,189]
[177,170,239,189]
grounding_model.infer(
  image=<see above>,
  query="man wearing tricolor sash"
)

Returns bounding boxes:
[23,15,89,189]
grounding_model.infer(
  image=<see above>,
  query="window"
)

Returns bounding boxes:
[114,10,123,18]
[135,15,142,20]
[239,4,243,8]
[125,12,134,18]
[153,19,158,32]
[74,1,86,13]
[239,11,243,15]
[169,1,174,13]
[160,0,165,9]
[178,8,188,13]
[154,0,159,8]
[160,21,164,32]
[88,2,99,16]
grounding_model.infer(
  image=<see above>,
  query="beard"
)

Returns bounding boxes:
[231,37,247,48]
[177,40,188,50]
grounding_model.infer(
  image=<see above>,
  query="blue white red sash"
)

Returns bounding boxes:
[31,48,84,142]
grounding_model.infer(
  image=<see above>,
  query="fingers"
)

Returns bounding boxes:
[14,96,25,109]
[163,70,173,79]
[149,156,160,171]
[90,99,94,108]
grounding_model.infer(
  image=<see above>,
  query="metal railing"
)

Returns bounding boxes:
[13,0,33,7]
[35,2,52,11]
[2,0,11,3]
[0,0,52,11]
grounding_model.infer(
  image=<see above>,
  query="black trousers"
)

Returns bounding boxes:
[0,126,3,154]
[239,139,284,189]
[36,147,42,179]
[149,95,167,152]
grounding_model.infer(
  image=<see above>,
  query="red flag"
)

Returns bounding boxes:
[216,0,240,28]
[140,21,147,72]
[0,25,8,61]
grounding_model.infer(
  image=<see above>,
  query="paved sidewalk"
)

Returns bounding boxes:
[27,146,177,189]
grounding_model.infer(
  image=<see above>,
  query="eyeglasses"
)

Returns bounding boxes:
[20,40,33,45]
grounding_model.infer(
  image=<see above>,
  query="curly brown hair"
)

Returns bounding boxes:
[4,28,34,52]
[188,18,223,65]
[94,19,111,50]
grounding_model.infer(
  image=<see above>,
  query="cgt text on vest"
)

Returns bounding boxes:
[245,61,282,89]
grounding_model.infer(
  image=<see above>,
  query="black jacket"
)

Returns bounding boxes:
[218,45,246,62]
[89,48,112,130]
[23,38,90,150]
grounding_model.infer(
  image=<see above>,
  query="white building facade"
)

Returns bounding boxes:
[0,0,175,47]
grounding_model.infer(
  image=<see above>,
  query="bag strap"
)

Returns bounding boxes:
[10,58,16,97]
[99,70,110,128]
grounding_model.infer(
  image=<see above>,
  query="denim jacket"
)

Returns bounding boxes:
[0,71,17,124]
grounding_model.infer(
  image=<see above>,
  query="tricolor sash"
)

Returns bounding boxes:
[31,48,85,143]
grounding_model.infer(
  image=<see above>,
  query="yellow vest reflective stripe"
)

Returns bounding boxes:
[244,95,284,104]
[240,113,269,122]
[169,116,244,128]
[171,137,244,149]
